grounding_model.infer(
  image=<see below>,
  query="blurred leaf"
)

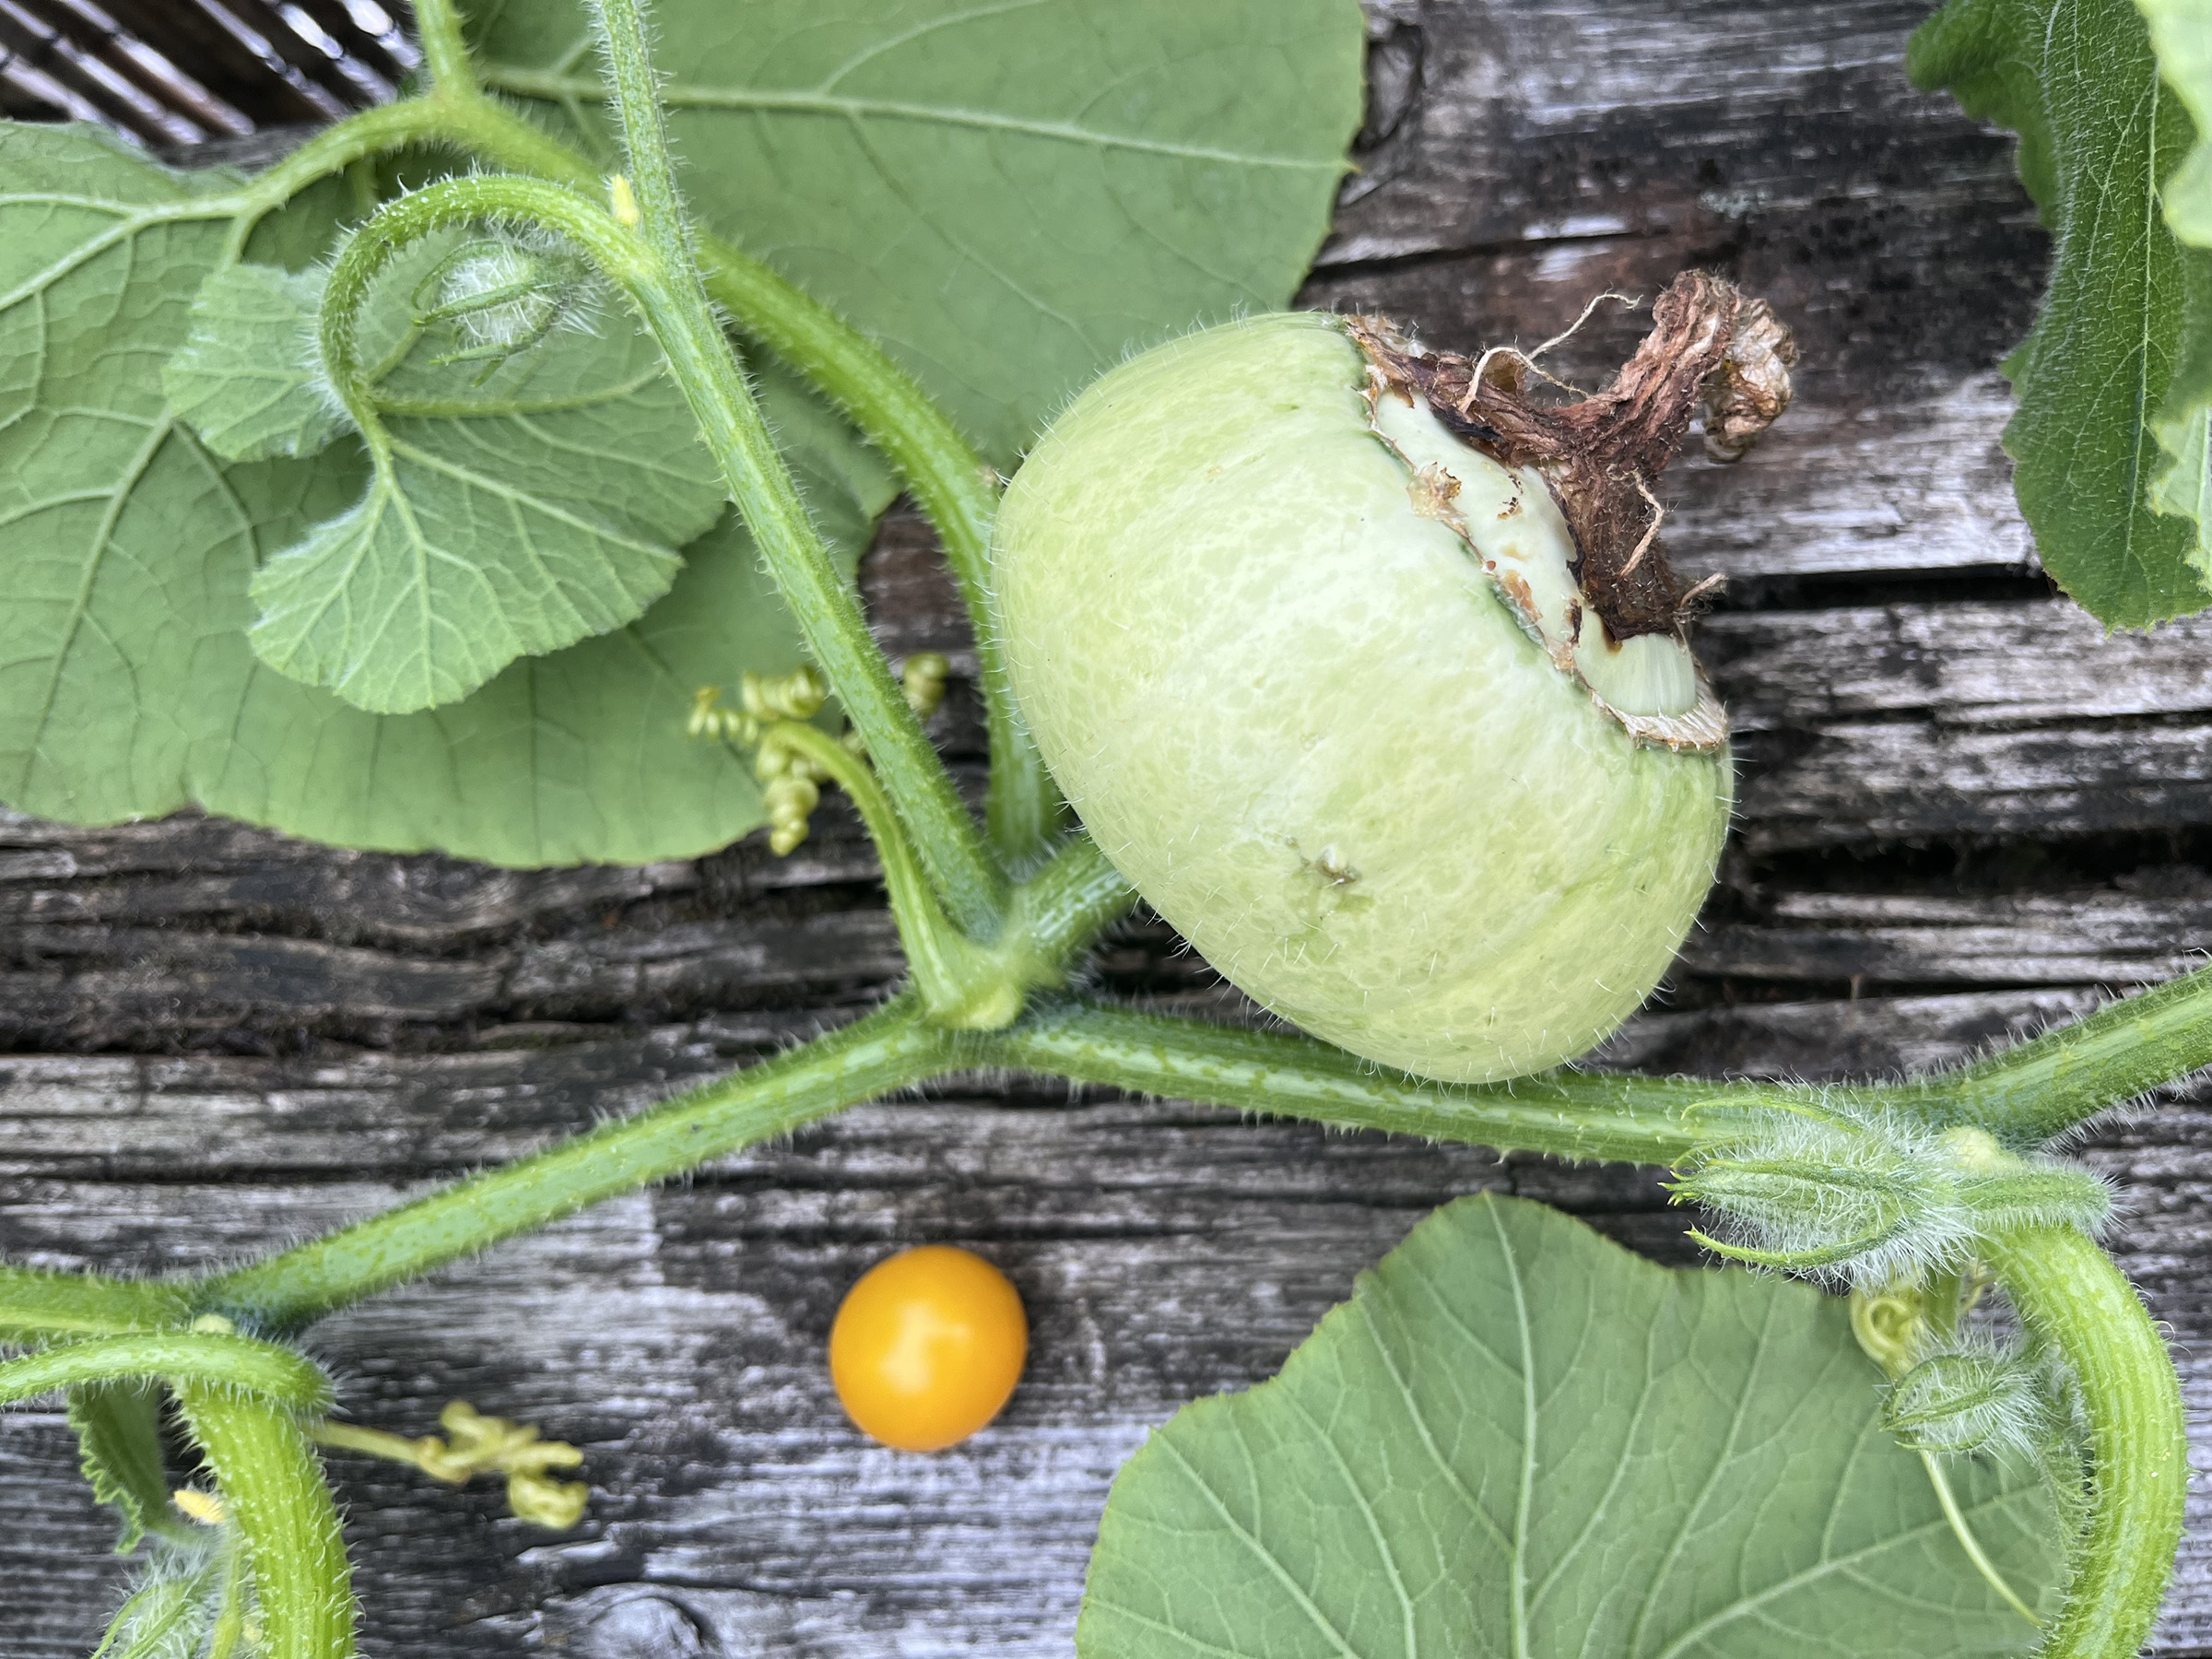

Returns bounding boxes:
[2138,0,2212,241]
[1912,0,2212,623]
[68,1380,175,1553]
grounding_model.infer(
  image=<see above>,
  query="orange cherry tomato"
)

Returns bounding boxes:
[829,1245,1028,1452]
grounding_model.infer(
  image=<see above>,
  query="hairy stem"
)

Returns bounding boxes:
[174,1385,356,1659]
[586,0,1011,931]
[407,0,477,95]
[0,1265,189,1343]
[0,1334,331,1412]
[222,99,465,256]
[194,999,953,1332]
[1011,835,1136,967]
[418,84,1061,867]
[758,720,978,1006]
[1981,1228,2187,1659]
[1901,963,2212,1145]
[967,1001,1783,1165]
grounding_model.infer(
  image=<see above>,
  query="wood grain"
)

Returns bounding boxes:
[8,0,2212,1653]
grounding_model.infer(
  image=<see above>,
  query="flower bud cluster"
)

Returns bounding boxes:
[901,651,950,719]
[1851,1283,2089,1528]
[1672,1105,2113,1289]
[687,668,837,854]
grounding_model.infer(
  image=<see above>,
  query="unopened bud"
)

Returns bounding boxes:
[412,233,598,377]
[765,774,819,856]
[741,665,828,723]
[1677,1101,2114,1289]
[1673,1106,1972,1287]
[902,652,951,719]
[1884,1346,2053,1459]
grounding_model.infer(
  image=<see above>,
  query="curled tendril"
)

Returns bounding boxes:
[312,1400,587,1531]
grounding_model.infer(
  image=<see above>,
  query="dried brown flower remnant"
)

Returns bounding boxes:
[1346,274,1797,645]
[1700,297,1800,462]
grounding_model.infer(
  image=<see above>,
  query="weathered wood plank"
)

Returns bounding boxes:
[1307,0,2048,584]
[1705,603,2212,728]
[12,585,2212,1053]
[1679,888,2212,987]
[4,1026,2209,1657]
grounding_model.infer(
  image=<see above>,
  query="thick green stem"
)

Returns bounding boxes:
[221,99,467,256]
[465,70,1059,864]
[701,241,1058,868]
[1981,1228,2187,1659]
[766,721,1008,1020]
[0,1334,331,1412]
[407,0,477,95]
[418,87,1060,867]
[194,999,953,1332]
[174,1385,356,1659]
[579,3,1012,930]
[0,1265,189,1343]
[967,1001,1783,1165]
[1012,834,1136,967]
[1900,963,2212,1145]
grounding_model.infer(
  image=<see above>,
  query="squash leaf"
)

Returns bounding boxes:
[0,123,887,865]
[229,236,726,714]
[162,262,347,461]
[1,0,1362,863]
[467,0,1367,466]
[1912,0,2212,625]
[1081,1194,2065,1659]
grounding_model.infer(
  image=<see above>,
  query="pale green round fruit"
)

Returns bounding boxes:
[994,310,1744,1083]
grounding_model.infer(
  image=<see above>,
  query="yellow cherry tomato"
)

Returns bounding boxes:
[829,1245,1028,1452]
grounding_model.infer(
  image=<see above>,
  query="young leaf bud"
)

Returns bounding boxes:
[1883,1340,2055,1460]
[411,232,599,375]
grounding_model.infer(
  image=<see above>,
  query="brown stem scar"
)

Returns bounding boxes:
[1347,272,1797,645]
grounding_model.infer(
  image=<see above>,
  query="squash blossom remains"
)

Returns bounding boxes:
[993,275,1795,1082]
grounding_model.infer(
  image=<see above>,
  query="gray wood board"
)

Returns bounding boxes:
[8,0,2212,1653]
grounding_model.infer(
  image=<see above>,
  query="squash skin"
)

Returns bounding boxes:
[993,313,1731,1083]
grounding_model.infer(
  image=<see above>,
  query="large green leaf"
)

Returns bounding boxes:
[169,242,729,714]
[0,122,890,865]
[1912,0,2212,624]
[2139,0,2212,241]
[1082,1195,2065,1659]
[467,0,1365,465]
